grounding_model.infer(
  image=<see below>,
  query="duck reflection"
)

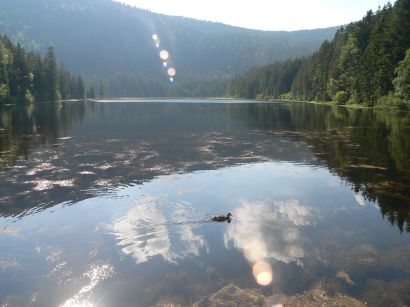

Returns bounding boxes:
[224,200,312,285]
[109,197,208,264]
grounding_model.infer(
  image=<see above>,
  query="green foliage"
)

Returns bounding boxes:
[376,93,409,110]
[279,92,295,100]
[393,48,410,101]
[334,91,349,105]
[0,34,84,103]
[9,43,31,101]
[228,59,303,99]
[0,0,338,97]
[86,85,95,99]
[229,0,410,108]
[0,84,9,101]
[326,78,339,100]
[58,67,72,100]
[43,47,59,101]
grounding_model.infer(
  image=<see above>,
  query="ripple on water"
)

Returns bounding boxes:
[26,163,54,176]
[30,179,75,191]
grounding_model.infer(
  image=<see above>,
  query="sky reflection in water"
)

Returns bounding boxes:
[0,100,410,306]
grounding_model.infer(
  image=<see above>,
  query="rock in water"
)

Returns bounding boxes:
[284,279,366,307]
[194,284,264,307]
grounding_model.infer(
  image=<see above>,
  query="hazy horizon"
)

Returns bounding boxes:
[114,0,394,31]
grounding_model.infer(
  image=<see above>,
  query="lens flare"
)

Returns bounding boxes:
[159,50,169,61]
[167,68,176,77]
[152,34,160,47]
[252,261,273,286]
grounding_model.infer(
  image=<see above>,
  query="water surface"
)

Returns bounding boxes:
[0,100,409,306]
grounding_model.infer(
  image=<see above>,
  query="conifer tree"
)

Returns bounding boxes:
[0,40,10,102]
[86,85,95,99]
[76,76,85,99]
[99,80,105,98]
[43,47,59,101]
[9,43,31,101]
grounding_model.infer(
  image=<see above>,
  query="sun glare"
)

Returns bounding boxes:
[252,261,273,286]
[167,68,176,77]
[159,50,169,60]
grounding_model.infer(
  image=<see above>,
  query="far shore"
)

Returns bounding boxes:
[50,97,410,112]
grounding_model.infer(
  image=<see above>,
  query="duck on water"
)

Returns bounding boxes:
[212,213,233,223]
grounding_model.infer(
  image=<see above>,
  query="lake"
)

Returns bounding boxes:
[0,99,409,306]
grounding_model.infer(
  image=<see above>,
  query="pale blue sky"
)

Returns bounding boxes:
[114,0,393,31]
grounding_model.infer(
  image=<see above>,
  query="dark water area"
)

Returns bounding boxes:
[0,99,409,306]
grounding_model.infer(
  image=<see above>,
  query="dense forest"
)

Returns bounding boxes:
[228,0,410,108]
[0,35,88,103]
[0,0,338,97]
[3,0,409,101]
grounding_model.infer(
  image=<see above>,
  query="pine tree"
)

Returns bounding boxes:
[99,80,105,98]
[58,69,72,100]
[43,47,59,101]
[9,43,31,101]
[390,0,410,63]
[29,53,45,101]
[76,76,85,99]
[86,85,95,99]
[0,39,10,102]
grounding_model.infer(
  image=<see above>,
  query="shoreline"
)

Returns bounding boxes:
[5,97,409,112]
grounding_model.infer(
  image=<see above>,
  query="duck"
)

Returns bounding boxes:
[212,213,233,223]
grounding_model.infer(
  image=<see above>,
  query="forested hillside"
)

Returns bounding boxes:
[0,0,338,97]
[0,35,86,103]
[229,0,410,108]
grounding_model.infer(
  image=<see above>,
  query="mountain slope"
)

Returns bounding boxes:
[228,0,410,108]
[0,0,339,79]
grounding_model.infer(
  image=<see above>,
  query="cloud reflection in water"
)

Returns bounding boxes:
[109,197,208,264]
[224,200,312,285]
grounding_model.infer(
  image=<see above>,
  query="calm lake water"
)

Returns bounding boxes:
[0,99,410,306]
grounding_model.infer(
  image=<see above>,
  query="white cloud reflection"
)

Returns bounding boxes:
[109,197,207,264]
[355,194,366,206]
[224,199,312,286]
[225,200,312,266]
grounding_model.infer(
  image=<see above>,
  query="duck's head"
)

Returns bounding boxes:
[227,212,233,219]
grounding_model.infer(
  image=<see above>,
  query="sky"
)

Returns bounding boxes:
[114,0,393,31]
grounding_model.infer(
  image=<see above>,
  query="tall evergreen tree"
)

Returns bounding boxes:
[28,53,45,101]
[43,47,59,101]
[99,80,105,98]
[58,68,72,100]
[9,43,31,101]
[0,39,10,102]
[86,85,95,99]
[0,35,85,104]
[76,76,85,99]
